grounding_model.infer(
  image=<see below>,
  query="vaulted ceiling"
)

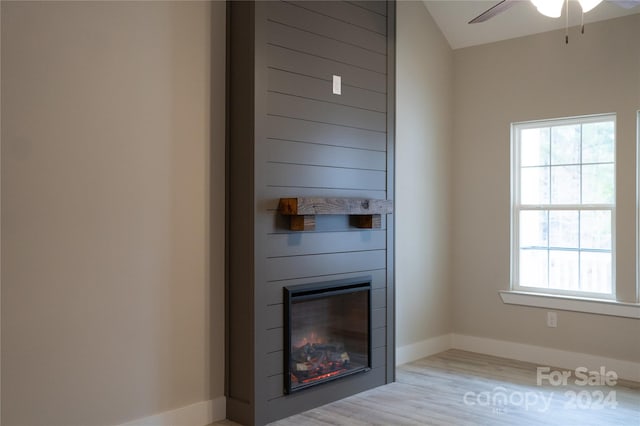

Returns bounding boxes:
[423,0,640,49]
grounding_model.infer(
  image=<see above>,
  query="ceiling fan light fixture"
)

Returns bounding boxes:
[578,0,604,12]
[531,0,565,17]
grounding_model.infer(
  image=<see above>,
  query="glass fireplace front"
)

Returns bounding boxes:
[284,277,371,394]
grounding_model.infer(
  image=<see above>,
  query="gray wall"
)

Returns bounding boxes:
[452,14,640,361]
[227,1,394,424]
[1,1,226,425]
[395,0,453,351]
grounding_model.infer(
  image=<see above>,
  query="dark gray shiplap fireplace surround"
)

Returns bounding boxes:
[226,1,395,425]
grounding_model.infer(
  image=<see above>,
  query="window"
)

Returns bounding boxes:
[511,114,616,298]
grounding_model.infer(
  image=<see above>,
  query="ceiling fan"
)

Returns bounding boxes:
[469,0,640,24]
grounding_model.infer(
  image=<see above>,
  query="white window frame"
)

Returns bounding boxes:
[510,113,617,300]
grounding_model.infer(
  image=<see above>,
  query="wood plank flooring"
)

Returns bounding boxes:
[216,349,640,425]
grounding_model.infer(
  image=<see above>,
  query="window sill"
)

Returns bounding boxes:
[499,290,640,319]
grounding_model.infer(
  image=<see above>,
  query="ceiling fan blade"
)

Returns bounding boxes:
[609,0,640,8]
[468,0,517,24]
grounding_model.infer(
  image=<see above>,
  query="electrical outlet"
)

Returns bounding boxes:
[547,311,557,328]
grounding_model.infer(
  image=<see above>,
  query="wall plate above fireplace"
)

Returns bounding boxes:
[278,197,393,231]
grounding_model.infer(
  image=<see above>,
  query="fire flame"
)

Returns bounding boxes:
[299,368,347,384]
[294,331,326,348]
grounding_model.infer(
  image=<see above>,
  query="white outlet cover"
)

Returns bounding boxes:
[332,75,341,95]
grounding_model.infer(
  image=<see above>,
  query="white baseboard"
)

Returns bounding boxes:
[396,333,639,382]
[396,334,452,366]
[116,396,226,426]
[451,334,640,383]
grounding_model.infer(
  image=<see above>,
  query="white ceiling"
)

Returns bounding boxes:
[422,0,640,49]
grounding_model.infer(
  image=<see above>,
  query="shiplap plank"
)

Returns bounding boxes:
[266,350,283,377]
[267,45,386,93]
[267,374,285,400]
[266,115,386,152]
[265,269,386,305]
[268,92,386,133]
[372,308,386,329]
[267,20,386,74]
[371,347,386,368]
[268,1,386,54]
[262,189,388,210]
[267,230,386,257]
[349,1,388,16]
[266,328,283,353]
[289,1,387,35]
[268,68,386,113]
[266,163,386,191]
[266,304,283,330]
[265,139,386,171]
[371,288,385,309]
[371,326,386,349]
[266,250,386,281]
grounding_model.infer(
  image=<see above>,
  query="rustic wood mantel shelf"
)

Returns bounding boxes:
[278,197,393,231]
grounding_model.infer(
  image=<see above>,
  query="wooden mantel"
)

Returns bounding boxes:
[278,197,393,231]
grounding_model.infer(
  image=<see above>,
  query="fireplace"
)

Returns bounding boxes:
[284,277,372,394]
[226,0,395,422]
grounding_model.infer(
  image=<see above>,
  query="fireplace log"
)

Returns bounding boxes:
[290,341,351,382]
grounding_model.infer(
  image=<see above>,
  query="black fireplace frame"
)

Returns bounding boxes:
[283,276,372,394]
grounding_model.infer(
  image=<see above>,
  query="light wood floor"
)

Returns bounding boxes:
[216,349,640,425]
